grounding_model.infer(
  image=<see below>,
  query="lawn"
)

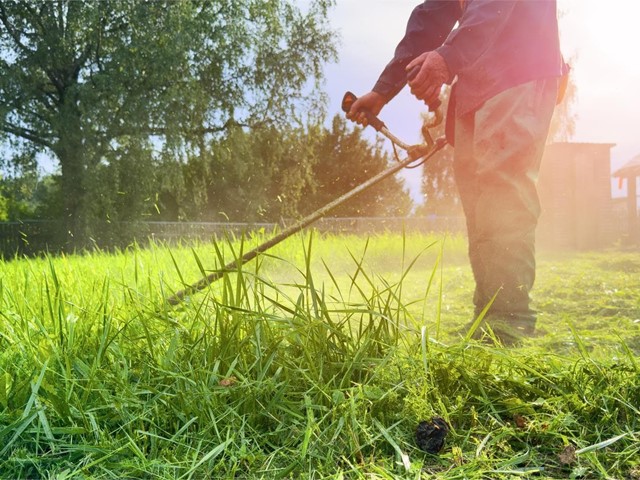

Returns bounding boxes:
[0,232,638,479]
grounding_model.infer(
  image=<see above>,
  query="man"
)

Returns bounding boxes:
[346,0,567,345]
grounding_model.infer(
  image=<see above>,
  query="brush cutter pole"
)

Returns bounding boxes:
[166,135,447,306]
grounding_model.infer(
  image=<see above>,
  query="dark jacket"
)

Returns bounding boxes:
[373,0,565,117]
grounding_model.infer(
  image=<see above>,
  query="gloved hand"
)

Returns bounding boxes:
[406,51,450,108]
[345,91,386,127]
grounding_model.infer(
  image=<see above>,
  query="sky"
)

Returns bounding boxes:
[321,0,640,202]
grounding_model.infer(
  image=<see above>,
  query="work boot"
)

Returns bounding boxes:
[459,317,536,347]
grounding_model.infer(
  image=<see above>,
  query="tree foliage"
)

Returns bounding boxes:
[0,150,48,221]
[154,116,412,223]
[0,0,336,247]
[300,116,412,218]
[155,124,319,222]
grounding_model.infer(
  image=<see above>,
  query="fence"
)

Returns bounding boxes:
[137,221,281,241]
[313,216,466,234]
[0,217,466,257]
[0,220,63,257]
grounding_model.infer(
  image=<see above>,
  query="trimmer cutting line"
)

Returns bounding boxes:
[166,90,447,306]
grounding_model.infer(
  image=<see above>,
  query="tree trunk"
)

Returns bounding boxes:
[54,97,89,250]
[59,148,88,250]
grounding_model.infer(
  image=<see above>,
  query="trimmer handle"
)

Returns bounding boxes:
[406,64,442,112]
[341,91,386,132]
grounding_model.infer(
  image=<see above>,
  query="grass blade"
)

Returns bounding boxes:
[576,432,630,455]
[182,438,233,479]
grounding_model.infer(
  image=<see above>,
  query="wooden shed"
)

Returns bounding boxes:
[537,142,616,250]
[612,153,640,243]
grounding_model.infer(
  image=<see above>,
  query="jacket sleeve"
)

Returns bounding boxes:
[435,0,518,77]
[372,1,460,102]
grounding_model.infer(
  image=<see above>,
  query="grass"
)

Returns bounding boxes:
[0,231,639,479]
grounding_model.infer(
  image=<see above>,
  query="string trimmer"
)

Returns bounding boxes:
[166,91,447,306]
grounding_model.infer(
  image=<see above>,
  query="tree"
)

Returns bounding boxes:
[299,115,413,218]
[0,149,42,220]
[0,0,336,247]
[151,124,317,222]
[201,125,321,221]
[152,117,412,223]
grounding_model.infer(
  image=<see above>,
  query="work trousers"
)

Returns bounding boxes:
[453,78,558,328]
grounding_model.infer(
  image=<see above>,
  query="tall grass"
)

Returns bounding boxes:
[0,232,638,478]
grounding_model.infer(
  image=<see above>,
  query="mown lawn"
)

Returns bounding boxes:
[0,232,638,479]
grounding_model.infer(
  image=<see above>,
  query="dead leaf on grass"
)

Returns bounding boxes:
[513,413,528,429]
[219,376,237,387]
[559,444,577,465]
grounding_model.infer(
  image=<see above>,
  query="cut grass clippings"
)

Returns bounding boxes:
[0,232,639,478]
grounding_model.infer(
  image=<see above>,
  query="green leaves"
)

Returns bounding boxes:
[300,115,414,218]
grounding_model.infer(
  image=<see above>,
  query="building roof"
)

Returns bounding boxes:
[612,153,640,178]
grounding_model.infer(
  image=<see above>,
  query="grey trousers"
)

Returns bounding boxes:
[453,78,558,328]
